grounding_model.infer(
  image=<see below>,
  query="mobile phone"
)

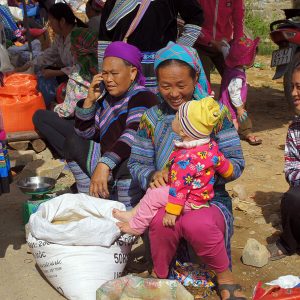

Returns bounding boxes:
[99,81,105,92]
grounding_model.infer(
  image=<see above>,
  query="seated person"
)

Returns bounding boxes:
[128,42,245,300]
[267,64,300,260]
[113,97,234,236]
[33,27,98,158]
[16,3,87,106]
[64,41,159,209]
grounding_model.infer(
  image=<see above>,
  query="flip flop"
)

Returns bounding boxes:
[240,135,262,146]
[218,283,247,300]
[267,240,288,261]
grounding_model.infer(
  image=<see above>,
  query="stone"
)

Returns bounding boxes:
[18,159,65,180]
[8,150,37,168]
[242,238,269,268]
[31,139,46,153]
[269,213,281,226]
[232,184,247,201]
[234,201,250,212]
[254,217,267,225]
[8,141,29,151]
[36,148,53,161]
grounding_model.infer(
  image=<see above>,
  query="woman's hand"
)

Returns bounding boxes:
[84,74,104,108]
[163,212,177,227]
[89,163,110,198]
[210,40,227,52]
[149,169,168,189]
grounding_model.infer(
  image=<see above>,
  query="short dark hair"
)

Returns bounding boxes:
[49,3,87,28]
[155,59,197,80]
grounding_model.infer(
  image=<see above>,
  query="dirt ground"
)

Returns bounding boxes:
[1,55,300,299]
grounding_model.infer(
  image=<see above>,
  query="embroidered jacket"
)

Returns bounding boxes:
[74,87,158,170]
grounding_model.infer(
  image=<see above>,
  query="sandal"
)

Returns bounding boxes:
[267,240,288,261]
[218,284,246,300]
[240,135,262,146]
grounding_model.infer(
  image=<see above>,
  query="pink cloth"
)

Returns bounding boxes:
[197,0,245,46]
[167,140,232,211]
[149,205,228,278]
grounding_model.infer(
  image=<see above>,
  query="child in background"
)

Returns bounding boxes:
[219,36,262,145]
[113,97,234,235]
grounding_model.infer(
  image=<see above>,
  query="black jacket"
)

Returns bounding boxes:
[99,0,204,52]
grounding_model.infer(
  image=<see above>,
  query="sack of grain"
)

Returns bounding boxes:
[28,193,135,300]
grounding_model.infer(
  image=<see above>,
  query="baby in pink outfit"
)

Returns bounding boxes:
[113,97,234,235]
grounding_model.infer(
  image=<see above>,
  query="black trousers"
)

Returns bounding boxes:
[32,110,75,158]
[64,132,91,174]
[280,186,300,254]
[194,44,225,83]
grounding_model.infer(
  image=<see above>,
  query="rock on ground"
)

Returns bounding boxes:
[9,150,37,168]
[242,238,269,268]
[17,159,65,180]
[232,184,248,201]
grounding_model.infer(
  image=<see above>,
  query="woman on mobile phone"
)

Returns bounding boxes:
[64,41,159,208]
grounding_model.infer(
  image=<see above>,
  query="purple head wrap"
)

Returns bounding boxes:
[103,41,145,86]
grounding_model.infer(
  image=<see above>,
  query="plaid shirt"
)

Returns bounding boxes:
[285,115,300,186]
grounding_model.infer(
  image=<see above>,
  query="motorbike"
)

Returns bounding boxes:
[270,8,300,105]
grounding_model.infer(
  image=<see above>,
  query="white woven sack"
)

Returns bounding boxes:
[28,193,135,300]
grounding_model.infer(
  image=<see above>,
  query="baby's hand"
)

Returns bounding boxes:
[163,212,177,227]
[237,108,248,123]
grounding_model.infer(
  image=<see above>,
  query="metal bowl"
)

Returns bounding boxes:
[16,176,56,194]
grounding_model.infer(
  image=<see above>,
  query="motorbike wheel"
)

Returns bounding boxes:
[283,51,300,107]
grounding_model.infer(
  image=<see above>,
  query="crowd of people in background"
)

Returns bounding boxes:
[1,0,300,299]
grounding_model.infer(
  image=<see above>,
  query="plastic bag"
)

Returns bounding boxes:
[266,276,300,289]
[96,274,194,300]
[28,193,136,300]
[169,261,216,298]
[253,282,300,300]
[0,44,14,72]
[0,73,45,132]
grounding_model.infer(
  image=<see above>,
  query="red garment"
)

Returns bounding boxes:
[166,140,233,215]
[197,0,245,46]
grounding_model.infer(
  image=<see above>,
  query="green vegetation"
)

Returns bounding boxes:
[244,1,277,55]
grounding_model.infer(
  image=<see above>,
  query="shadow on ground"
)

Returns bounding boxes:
[0,182,28,257]
[252,190,286,243]
[211,80,294,134]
